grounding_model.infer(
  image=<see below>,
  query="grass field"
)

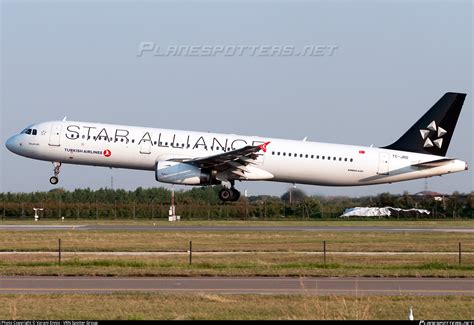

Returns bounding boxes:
[1,294,472,320]
[0,227,472,277]
[1,221,472,320]
[2,228,473,252]
[1,253,473,277]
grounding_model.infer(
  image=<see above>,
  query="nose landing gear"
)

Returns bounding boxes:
[49,162,62,185]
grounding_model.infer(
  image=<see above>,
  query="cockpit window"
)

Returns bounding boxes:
[21,128,37,135]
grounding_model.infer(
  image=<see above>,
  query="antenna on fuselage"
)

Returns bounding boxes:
[62,116,68,121]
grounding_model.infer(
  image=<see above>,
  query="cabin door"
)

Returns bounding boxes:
[377,152,390,175]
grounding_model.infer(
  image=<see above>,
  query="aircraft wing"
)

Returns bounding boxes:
[184,142,270,173]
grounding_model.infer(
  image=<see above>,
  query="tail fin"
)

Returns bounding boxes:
[383,92,466,156]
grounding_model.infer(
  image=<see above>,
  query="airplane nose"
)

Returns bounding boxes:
[5,135,17,153]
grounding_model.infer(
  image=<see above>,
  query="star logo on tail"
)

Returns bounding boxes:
[420,121,447,149]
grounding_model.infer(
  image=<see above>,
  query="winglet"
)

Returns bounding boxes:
[259,141,271,153]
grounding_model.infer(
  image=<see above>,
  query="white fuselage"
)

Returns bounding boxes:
[5,120,468,187]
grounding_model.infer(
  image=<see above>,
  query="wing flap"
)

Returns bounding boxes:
[183,142,271,177]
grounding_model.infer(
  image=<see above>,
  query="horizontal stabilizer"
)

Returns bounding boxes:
[412,158,454,168]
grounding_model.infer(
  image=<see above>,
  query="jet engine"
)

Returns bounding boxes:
[155,161,211,185]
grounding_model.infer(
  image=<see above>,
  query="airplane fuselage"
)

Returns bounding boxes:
[5,120,468,187]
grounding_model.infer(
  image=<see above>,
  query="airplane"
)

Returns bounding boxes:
[5,92,469,202]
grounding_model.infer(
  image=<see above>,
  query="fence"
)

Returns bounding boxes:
[2,200,471,220]
[1,238,471,272]
[0,201,347,220]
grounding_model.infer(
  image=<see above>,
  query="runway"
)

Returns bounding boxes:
[0,224,472,233]
[0,276,472,296]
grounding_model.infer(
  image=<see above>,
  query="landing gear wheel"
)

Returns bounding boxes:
[219,188,234,202]
[219,188,241,202]
[231,188,241,201]
[50,162,62,185]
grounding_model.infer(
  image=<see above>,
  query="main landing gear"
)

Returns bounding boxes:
[49,162,62,185]
[218,187,241,202]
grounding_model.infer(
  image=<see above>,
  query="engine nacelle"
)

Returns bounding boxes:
[155,161,211,185]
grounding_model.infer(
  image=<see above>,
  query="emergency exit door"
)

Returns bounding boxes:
[377,152,390,175]
[140,136,152,154]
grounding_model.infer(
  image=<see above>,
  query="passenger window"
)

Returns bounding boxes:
[283,152,286,156]
[350,158,353,162]
[277,152,280,156]
[311,155,314,159]
[317,155,320,159]
[305,154,308,158]
[288,153,292,157]
[344,158,347,162]
[322,156,325,160]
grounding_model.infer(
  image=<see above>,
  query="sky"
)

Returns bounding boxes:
[0,0,472,197]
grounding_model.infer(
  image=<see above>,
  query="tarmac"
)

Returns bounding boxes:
[0,224,472,233]
[0,276,472,296]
